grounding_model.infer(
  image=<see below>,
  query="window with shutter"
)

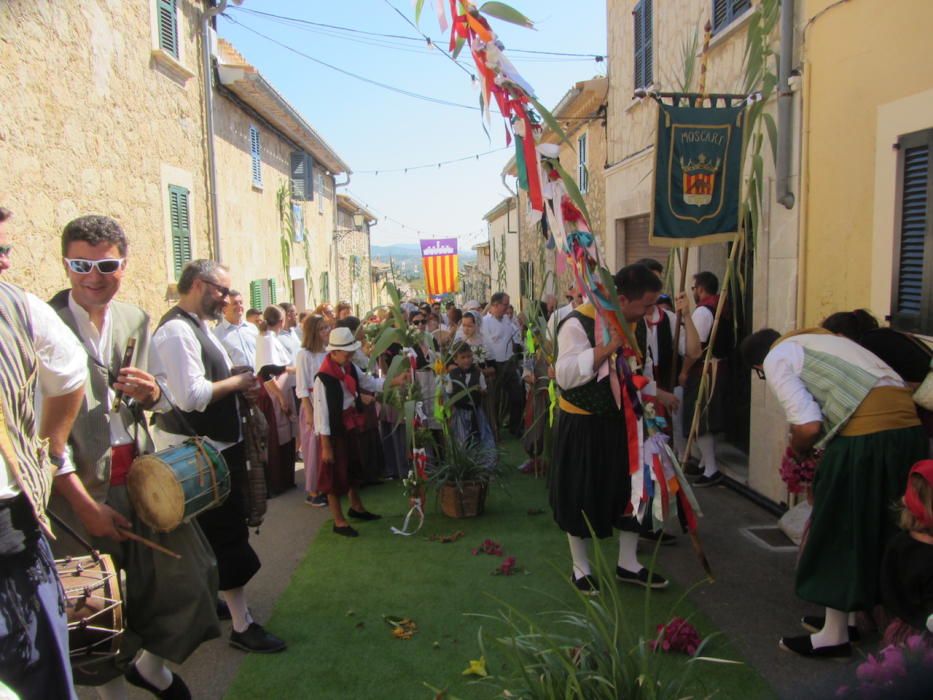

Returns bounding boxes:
[157,0,179,59]
[712,0,752,34]
[249,280,262,310]
[292,203,304,243]
[633,0,653,90]
[577,133,588,194]
[320,271,330,303]
[290,152,314,201]
[249,125,262,188]
[317,172,325,214]
[168,184,191,280]
[268,279,278,305]
[892,129,933,334]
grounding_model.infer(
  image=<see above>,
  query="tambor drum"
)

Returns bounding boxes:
[127,438,230,532]
[56,554,123,668]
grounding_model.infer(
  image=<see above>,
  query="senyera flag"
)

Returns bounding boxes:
[420,238,459,295]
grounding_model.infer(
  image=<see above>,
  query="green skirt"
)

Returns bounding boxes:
[796,425,927,611]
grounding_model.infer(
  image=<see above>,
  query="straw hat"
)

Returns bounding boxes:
[325,326,361,353]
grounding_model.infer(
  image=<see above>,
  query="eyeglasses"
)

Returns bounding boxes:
[201,279,231,297]
[0,245,12,257]
[411,319,426,326]
[64,258,124,275]
[753,367,766,380]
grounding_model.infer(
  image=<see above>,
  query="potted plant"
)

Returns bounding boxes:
[430,430,501,518]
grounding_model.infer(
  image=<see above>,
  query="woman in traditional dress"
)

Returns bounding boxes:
[296,314,331,507]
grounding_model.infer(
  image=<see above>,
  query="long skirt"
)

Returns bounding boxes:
[521,381,550,458]
[796,425,927,612]
[450,405,496,468]
[358,401,385,485]
[51,486,219,683]
[380,419,408,479]
[300,401,321,493]
[197,441,262,591]
[549,411,633,539]
[257,385,297,495]
[318,432,363,497]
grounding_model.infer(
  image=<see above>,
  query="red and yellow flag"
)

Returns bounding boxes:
[420,238,459,295]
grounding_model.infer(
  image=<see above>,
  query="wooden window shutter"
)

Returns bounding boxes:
[633,2,644,90]
[250,125,262,187]
[249,280,262,310]
[268,278,278,305]
[168,185,191,280]
[290,152,313,201]
[643,0,653,88]
[157,0,179,59]
[892,130,933,333]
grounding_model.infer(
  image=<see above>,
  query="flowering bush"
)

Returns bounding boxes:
[837,635,933,698]
[780,446,822,494]
[650,617,703,656]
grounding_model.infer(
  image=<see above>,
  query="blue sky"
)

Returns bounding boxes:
[217,1,607,248]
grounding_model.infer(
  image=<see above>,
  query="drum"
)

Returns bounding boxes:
[56,554,123,668]
[127,438,230,532]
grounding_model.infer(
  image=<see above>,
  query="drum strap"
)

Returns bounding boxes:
[47,509,101,562]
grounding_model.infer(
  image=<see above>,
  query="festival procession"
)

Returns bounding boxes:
[1,1,932,699]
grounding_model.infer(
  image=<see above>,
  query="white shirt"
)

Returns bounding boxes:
[554,316,598,390]
[151,313,241,451]
[763,334,904,426]
[295,349,327,399]
[312,369,384,435]
[483,313,518,362]
[67,293,134,448]
[214,319,258,369]
[2,293,88,499]
[277,328,301,363]
[549,302,574,338]
[255,332,292,373]
[642,307,677,387]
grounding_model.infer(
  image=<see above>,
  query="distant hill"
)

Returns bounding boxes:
[371,242,476,262]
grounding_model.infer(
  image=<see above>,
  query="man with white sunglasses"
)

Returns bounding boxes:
[48,215,218,699]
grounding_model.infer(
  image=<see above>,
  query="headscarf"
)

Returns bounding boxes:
[904,459,933,529]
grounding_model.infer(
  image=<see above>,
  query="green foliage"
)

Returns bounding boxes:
[478,1,534,29]
[276,183,294,302]
[495,234,507,291]
[429,428,502,493]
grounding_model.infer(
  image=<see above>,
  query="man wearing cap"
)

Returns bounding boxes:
[741,327,927,658]
[313,327,406,537]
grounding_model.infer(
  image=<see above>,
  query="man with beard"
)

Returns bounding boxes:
[151,260,286,654]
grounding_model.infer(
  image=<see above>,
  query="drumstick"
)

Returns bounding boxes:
[111,337,137,412]
[116,528,182,559]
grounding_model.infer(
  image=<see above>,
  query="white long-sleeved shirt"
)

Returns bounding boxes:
[554,315,599,391]
[214,319,258,369]
[642,306,677,387]
[255,332,292,373]
[277,328,301,363]
[482,313,519,362]
[2,293,88,498]
[151,313,240,451]
[312,369,384,436]
[295,349,327,399]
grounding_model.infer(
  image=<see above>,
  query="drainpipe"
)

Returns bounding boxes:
[203,0,228,261]
[776,0,796,209]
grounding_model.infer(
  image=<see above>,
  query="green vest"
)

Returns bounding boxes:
[800,348,878,448]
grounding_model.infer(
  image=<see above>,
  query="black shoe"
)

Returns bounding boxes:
[229,623,287,653]
[683,458,702,477]
[125,661,191,699]
[779,634,851,658]
[616,566,669,589]
[800,616,861,642]
[571,573,599,596]
[216,600,231,620]
[639,530,677,546]
[693,472,724,488]
[347,508,381,521]
[333,524,359,537]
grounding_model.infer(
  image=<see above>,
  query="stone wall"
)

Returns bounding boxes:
[0,0,211,319]
[333,209,372,314]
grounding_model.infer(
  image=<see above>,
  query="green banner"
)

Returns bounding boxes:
[649,102,745,247]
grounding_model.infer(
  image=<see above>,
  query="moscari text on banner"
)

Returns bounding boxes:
[420,238,459,296]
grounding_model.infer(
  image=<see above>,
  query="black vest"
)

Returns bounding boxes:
[154,306,239,442]
[448,366,482,410]
[316,363,363,437]
[635,312,675,391]
[557,311,619,415]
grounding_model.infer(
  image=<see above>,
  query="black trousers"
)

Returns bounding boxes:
[489,359,525,438]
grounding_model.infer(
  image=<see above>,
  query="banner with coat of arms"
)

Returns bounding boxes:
[420,238,459,296]
[649,102,745,247]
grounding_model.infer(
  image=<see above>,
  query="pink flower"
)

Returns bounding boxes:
[650,617,702,656]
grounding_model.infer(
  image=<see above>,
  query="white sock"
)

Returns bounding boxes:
[811,607,849,647]
[697,434,718,476]
[617,531,642,572]
[221,587,253,633]
[135,650,172,691]
[567,534,591,578]
[96,677,127,700]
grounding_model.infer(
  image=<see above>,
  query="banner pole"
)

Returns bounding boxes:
[668,246,690,389]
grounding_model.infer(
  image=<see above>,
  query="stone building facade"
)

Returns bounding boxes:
[214,38,349,312]
[0,0,212,318]
[483,198,520,303]
[334,194,375,315]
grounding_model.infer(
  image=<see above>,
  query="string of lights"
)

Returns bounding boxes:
[354,146,510,175]
[345,189,488,244]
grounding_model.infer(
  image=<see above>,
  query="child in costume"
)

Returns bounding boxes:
[879,459,933,645]
[313,327,404,537]
[296,314,331,507]
[445,342,496,465]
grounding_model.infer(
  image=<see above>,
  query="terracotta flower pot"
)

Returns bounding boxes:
[439,481,487,518]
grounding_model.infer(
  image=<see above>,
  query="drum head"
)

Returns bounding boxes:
[56,554,123,664]
[127,454,186,532]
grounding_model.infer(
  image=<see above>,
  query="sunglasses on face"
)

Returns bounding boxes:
[64,257,124,275]
[412,319,426,326]
[0,245,12,257]
[201,278,231,297]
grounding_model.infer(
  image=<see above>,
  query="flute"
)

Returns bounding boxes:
[111,337,137,412]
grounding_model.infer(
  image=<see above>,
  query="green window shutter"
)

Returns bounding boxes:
[168,184,191,280]
[290,151,313,201]
[320,271,329,303]
[157,0,179,59]
[712,0,751,34]
[633,0,653,89]
[249,280,262,310]
[250,125,262,187]
[268,278,277,305]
